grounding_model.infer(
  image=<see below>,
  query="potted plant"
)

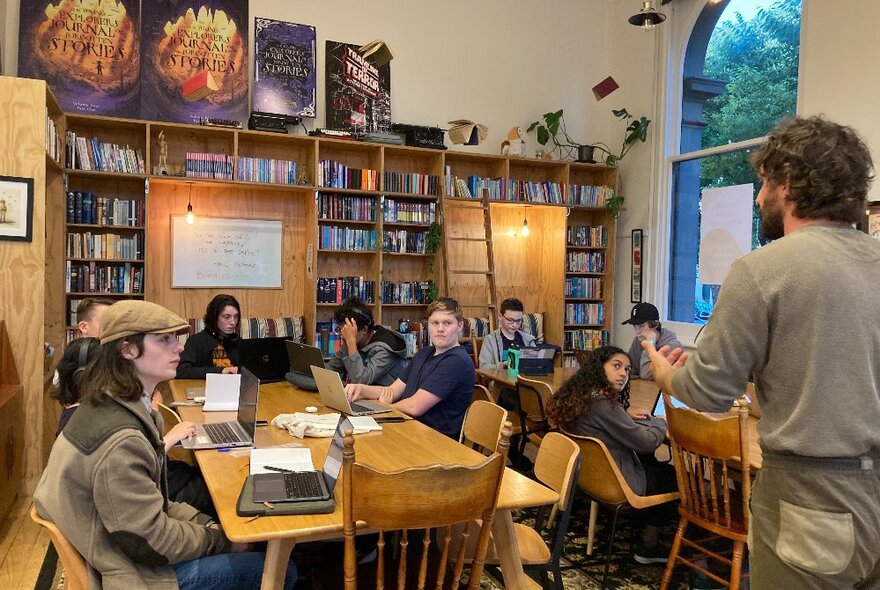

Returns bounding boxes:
[589,108,651,167]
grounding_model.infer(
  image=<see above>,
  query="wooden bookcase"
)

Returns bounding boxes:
[0,321,23,516]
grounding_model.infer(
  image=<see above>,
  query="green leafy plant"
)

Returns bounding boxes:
[590,108,651,167]
[425,222,442,273]
[526,109,580,160]
[606,193,625,217]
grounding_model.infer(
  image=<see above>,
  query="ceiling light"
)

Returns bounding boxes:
[629,0,667,30]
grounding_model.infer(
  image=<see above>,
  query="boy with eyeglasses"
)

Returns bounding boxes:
[479,298,536,370]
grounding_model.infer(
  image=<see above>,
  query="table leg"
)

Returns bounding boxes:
[492,508,528,590]
[260,537,296,590]
[586,500,598,556]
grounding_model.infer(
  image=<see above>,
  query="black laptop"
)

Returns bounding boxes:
[238,337,290,383]
[251,416,348,503]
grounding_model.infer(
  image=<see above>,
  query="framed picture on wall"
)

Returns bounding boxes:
[631,229,643,303]
[0,175,34,242]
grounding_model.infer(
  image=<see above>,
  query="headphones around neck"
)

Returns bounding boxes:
[74,340,92,376]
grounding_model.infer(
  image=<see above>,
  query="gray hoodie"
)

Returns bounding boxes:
[327,325,408,385]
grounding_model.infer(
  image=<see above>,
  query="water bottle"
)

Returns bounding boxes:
[507,344,521,379]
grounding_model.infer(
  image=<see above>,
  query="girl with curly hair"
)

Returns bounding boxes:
[547,345,676,563]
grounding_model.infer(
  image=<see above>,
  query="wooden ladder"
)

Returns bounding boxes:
[440,188,498,330]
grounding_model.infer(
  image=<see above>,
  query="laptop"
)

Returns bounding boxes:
[311,365,390,416]
[651,391,689,418]
[251,416,348,503]
[238,337,290,383]
[181,367,259,450]
[285,340,327,376]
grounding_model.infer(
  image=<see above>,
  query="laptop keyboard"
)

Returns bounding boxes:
[203,422,244,444]
[284,472,324,498]
[350,401,378,414]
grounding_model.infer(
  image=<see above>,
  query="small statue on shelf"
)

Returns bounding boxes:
[154,131,169,175]
[500,126,526,158]
[296,167,310,186]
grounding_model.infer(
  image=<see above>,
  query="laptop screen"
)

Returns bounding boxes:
[237,367,260,440]
[652,392,689,417]
[286,341,326,376]
[239,337,290,382]
[322,416,350,490]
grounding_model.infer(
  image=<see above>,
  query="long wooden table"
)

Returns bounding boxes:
[167,379,558,590]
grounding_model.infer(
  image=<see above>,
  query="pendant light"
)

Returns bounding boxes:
[628,0,667,31]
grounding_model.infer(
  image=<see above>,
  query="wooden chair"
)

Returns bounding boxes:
[563,431,680,590]
[30,506,89,590]
[659,398,752,590]
[470,334,484,368]
[514,375,554,459]
[471,383,496,404]
[460,399,508,455]
[156,402,195,466]
[342,425,510,590]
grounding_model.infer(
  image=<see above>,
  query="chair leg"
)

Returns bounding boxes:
[601,505,622,590]
[552,564,563,590]
[586,500,598,556]
[730,540,745,590]
[660,517,688,590]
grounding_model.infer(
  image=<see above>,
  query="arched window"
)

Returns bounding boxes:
[666,0,801,325]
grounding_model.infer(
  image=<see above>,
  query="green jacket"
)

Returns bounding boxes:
[34,394,228,589]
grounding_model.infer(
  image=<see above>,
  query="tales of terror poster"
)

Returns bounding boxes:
[141,0,248,124]
[18,0,142,118]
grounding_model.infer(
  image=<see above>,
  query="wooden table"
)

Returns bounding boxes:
[476,365,578,392]
[168,379,558,590]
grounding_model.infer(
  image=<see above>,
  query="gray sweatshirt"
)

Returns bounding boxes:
[627,327,682,379]
[479,329,537,370]
[327,325,407,386]
[671,223,880,457]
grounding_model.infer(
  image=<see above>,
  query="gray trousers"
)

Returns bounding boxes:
[749,453,880,589]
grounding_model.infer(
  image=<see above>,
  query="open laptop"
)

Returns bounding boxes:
[311,365,390,416]
[286,341,327,377]
[182,367,259,450]
[251,416,348,503]
[238,337,290,383]
[652,391,689,417]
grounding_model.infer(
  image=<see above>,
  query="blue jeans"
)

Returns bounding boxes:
[173,552,297,590]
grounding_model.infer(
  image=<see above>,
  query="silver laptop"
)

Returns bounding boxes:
[181,367,259,450]
[285,340,326,376]
[251,416,348,503]
[652,391,689,417]
[311,365,390,416]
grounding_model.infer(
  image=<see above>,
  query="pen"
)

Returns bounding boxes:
[374,416,407,423]
[262,465,296,473]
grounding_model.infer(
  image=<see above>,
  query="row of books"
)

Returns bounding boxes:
[319,226,377,251]
[569,184,614,207]
[316,277,376,304]
[313,329,343,358]
[380,280,434,304]
[567,251,607,274]
[318,194,377,222]
[382,229,427,254]
[383,171,440,195]
[66,192,145,227]
[236,156,299,185]
[319,160,379,190]
[564,329,610,353]
[565,277,604,299]
[383,199,436,225]
[565,303,605,326]
[185,152,234,180]
[65,131,145,174]
[505,180,565,204]
[66,261,144,294]
[447,173,506,200]
[46,109,62,165]
[567,225,609,248]
[67,232,144,261]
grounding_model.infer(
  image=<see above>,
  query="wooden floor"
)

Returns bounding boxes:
[0,495,51,590]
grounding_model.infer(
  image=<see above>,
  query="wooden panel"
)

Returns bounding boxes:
[490,204,566,345]
[0,388,23,520]
[0,77,49,493]
[146,182,312,322]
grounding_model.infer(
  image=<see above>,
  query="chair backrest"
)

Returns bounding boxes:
[562,431,632,507]
[515,375,552,423]
[460,399,507,455]
[342,425,510,590]
[471,335,483,368]
[156,402,195,466]
[30,506,89,590]
[534,432,581,512]
[573,348,592,368]
[664,397,752,532]
[471,383,497,404]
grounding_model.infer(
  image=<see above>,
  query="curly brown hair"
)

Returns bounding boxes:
[752,116,874,224]
[546,346,630,430]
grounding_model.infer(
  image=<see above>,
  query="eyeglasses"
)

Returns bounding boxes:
[502,315,524,326]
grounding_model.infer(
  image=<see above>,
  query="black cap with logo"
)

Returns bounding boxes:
[621,302,660,326]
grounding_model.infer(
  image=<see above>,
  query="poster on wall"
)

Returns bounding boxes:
[140,0,248,124]
[325,40,391,133]
[253,18,316,118]
[18,0,142,117]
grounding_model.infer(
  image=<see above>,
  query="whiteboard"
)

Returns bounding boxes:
[172,216,283,288]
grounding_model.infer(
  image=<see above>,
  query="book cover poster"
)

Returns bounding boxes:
[18,0,141,117]
[325,40,391,133]
[140,1,248,124]
[253,18,316,118]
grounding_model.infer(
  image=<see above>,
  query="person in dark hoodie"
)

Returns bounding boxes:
[327,297,407,386]
[176,294,242,379]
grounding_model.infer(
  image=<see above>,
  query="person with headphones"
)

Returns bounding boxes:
[327,297,408,386]
[176,294,242,379]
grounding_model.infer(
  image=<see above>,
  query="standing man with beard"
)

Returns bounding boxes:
[645,116,880,588]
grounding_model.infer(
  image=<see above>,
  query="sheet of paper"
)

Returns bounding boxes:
[250,447,316,474]
[202,373,241,411]
[348,416,383,432]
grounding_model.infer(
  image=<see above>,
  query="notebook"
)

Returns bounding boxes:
[311,365,390,416]
[651,391,689,417]
[251,416,348,503]
[181,367,259,450]
[238,337,290,383]
[285,340,326,376]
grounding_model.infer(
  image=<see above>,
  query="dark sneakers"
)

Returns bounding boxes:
[633,542,670,565]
